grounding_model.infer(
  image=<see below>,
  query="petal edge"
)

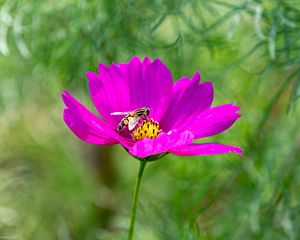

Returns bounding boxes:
[170,143,243,157]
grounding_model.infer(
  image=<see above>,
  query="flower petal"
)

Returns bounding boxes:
[137,57,173,121]
[87,56,173,126]
[160,72,213,131]
[170,143,243,156]
[128,130,194,158]
[87,64,129,127]
[62,90,118,145]
[189,103,241,138]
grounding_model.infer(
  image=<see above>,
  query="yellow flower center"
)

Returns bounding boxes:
[132,118,162,140]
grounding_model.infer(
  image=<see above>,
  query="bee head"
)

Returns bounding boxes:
[145,107,150,116]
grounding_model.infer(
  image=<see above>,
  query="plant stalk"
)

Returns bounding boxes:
[127,161,147,240]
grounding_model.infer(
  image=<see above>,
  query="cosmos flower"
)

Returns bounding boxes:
[62,56,242,160]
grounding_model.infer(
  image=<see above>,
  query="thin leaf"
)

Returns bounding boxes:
[259,68,300,130]
[253,5,267,40]
[288,70,300,112]
[268,18,277,61]
[226,13,241,39]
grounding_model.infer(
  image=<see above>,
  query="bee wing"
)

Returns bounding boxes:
[110,111,129,116]
[128,116,140,130]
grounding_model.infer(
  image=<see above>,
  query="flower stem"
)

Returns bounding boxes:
[127,161,147,240]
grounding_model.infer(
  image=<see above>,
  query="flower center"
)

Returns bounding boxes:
[132,118,162,140]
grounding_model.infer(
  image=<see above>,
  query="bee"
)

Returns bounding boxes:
[110,107,150,132]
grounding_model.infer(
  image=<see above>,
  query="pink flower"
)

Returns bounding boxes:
[62,56,242,160]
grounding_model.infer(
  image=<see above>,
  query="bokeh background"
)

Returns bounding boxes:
[1,0,300,239]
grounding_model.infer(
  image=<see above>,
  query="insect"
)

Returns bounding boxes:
[110,107,150,132]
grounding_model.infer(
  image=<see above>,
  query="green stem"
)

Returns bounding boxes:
[127,161,147,240]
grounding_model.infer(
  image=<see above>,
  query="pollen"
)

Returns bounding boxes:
[132,118,162,141]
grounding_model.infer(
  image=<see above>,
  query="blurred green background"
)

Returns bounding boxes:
[1,0,300,239]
